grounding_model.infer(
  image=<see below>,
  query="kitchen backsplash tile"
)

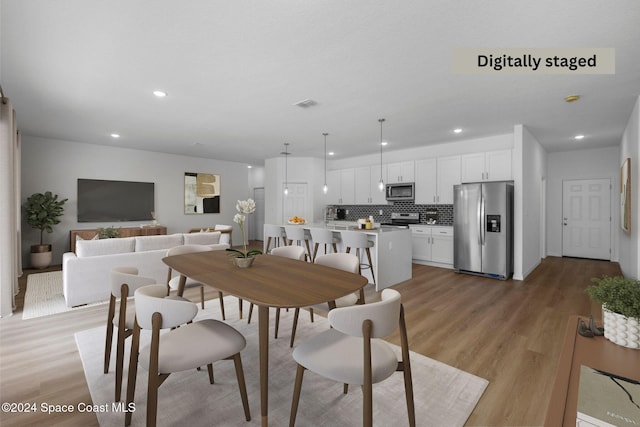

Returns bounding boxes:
[329,202,453,225]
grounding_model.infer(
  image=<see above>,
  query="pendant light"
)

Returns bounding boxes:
[322,133,328,194]
[378,118,386,192]
[282,142,290,196]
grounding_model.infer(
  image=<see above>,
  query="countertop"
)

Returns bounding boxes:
[282,222,409,234]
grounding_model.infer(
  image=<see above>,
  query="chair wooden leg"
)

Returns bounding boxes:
[125,322,140,427]
[309,307,314,323]
[290,308,300,348]
[103,296,116,374]
[275,308,281,339]
[304,240,312,261]
[362,319,373,427]
[115,284,130,402]
[343,383,349,394]
[248,303,254,324]
[218,291,226,320]
[238,298,243,319]
[365,247,376,285]
[233,353,251,421]
[265,237,272,253]
[207,363,214,384]
[289,364,306,427]
[332,243,338,253]
[200,286,205,309]
[312,243,319,263]
[399,305,416,427]
[147,312,163,427]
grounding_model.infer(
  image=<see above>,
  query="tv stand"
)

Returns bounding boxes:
[69,225,167,253]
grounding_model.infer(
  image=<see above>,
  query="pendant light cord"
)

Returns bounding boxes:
[379,118,385,190]
[323,133,328,191]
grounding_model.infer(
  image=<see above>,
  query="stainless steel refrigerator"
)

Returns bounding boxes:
[453,181,513,280]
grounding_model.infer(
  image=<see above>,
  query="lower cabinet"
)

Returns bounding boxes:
[410,226,454,267]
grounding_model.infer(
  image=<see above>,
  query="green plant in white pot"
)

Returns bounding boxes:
[586,275,640,349]
[24,191,67,269]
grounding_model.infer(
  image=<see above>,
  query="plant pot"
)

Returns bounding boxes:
[233,257,255,268]
[30,244,52,269]
[603,306,640,349]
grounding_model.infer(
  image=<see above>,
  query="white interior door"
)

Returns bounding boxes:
[562,179,611,260]
[283,182,309,223]
[251,187,265,241]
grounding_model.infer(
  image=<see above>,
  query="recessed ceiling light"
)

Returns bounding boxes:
[453,128,463,134]
[565,95,580,103]
[328,151,335,156]
[293,98,317,108]
[153,90,167,98]
[381,141,388,146]
[247,165,252,169]
[110,133,120,138]
[574,134,585,140]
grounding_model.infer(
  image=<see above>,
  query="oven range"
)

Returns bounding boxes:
[380,212,420,229]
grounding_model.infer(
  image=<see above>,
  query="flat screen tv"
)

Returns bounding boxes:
[77,179,154,222]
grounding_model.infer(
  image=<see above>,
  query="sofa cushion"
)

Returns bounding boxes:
[183,231,221,245]
[135,234,184,252]
[76,237,136,258]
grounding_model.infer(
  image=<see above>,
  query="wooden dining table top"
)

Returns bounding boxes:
[162,250,369,308]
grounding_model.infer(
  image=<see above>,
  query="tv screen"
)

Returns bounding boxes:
[77,179,154,222]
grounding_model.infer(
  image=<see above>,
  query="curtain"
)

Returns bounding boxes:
[0,96,21,317]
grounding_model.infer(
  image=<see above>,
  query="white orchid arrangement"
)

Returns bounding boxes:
[227,198,262,258]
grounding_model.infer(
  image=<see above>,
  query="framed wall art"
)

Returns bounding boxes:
[184,172,220,214]
[620,158,631,234]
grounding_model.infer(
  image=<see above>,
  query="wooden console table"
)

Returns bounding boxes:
[69,226,167,253]
[544,315,640,426]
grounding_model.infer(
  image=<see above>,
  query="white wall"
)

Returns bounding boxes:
[21,136,250,266]
[618,95,640,279]
[546,146,621,259]
[519,125,547,278]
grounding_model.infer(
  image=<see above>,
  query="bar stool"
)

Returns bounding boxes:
[263,224,287,254]
[309,228,340,262]
[340,230,376,285]
[284,225,312,261]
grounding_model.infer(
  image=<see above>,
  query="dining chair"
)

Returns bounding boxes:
[263,224,287,253]
[309,228,340,262]
[104,266,155,402]
[289,253,363,348]
[166,244,225,316]
[289,289,415,427]
[340,230,376,285]
[246,246,312,339]
[125,284,251,427]
[284,225,312,261]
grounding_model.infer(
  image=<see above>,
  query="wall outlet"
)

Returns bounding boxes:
[379,210,383,215]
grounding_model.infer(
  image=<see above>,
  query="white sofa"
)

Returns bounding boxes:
[62,232,230,307]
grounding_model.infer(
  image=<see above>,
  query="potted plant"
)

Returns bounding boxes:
[586,275,640,349]
[98,227,120,239]
[226,199,262,267]
[24,191,68,269]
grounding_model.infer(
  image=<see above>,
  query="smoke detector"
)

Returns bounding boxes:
[293,99,317,108]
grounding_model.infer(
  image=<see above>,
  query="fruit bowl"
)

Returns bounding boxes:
[288,216,306,225]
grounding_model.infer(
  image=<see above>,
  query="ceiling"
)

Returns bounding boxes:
[2,1,639,166]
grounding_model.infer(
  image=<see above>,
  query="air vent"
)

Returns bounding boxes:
[293,99,317,108]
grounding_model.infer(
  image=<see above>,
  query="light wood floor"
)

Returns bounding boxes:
[0,246,622,426]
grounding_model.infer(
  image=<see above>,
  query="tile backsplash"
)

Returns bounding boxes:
[330,202,453,226]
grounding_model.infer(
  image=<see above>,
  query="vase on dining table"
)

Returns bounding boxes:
[233,256,255,268]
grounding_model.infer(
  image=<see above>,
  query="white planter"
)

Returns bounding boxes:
[603,307,640,349]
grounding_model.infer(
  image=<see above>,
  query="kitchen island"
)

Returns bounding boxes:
[266,222,412,291]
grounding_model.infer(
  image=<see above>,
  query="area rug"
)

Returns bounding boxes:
[76,297,488,426]
[22,271,106,320]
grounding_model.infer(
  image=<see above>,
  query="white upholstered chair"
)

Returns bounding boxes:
[340,230,376,285]
[166,244,223,316]
[104,267,155,402]
[284,225,312,261]
[289,289,415,427]
[289,253,363,348]
[309,228,340,262]
[125,284,251,427]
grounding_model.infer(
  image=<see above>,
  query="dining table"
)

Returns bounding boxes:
[162,249,369,426]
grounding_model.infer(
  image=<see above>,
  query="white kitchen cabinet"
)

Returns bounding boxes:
[415,156,460,205]
[410,226,454,267]
[326,168,355,204]
[461,149,512,183]
[386,161,414,184]
[354,166,387,205]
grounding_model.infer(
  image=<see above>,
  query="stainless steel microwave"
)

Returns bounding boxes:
[386,182,415,201]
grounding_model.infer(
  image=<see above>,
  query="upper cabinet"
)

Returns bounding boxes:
[415,155,460,204]
[386,161,415,184]
[326,168,355,205]
[461,149,512,183]
[355,165,387,205]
